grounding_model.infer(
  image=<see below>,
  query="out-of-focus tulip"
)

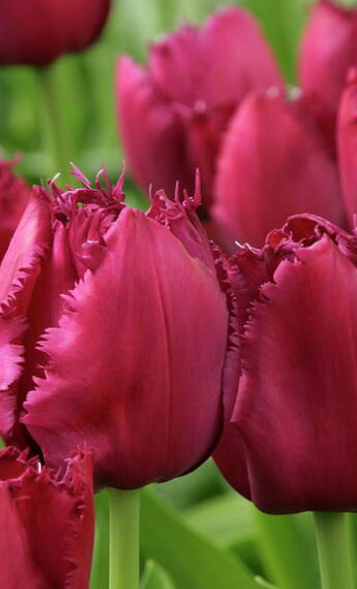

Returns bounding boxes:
[0,446,94,588]
[214,214,357,514]
[213,91,346,246]
[338,68,357,225]
[0,0,111,66]
[0,166,231,490]
[116,6,283,206]
[0,157,30,260]
[299,0,357,140]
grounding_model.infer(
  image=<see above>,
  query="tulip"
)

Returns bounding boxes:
[0,446,94,588]
[116,6,283,207]
[299,0,357,141]
[0,165,230,490]
[338,68,357,225]
[0,0,111,66]
[214,214,357,513]
[0,157,30,260]
[213,90,346,246]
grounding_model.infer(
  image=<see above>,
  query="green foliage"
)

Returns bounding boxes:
[141,561,176,589]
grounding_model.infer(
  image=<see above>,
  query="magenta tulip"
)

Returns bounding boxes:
[0,0,111,66]
[213,91,346,246]
[338,69,357,225]
[0,166,230,490]
[0,447,94,588]
[0,157,30,260]
[215,214,357,513]
[116,6,283,206]
[299,0,357,140]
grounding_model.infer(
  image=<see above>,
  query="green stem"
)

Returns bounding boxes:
[108,488,141,589]
[36,65,69,180]
[314,512,354,589]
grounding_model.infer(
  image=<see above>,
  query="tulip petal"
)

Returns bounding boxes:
[117,56,196,195]
[0,0,111,66]
[201,7,284,109]
[213,93,345,246]
[0,192,51,444]
[0,447,94,589]
[299,0,357,136]
[23,207,228,489]
[230,235,357,513]
[338,69,357,228]
[148,7,283,109]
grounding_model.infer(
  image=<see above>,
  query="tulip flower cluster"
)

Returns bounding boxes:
[117,1,357,247]
[3,0,357,587]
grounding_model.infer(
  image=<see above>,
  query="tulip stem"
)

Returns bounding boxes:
[36,65,69,182]
[108,488,141,589]
[314,512,354,589]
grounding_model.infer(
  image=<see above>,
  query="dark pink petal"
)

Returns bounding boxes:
[23,207,228,489]
[224,235,357,513]
[213,92,345,246]
[0,157,30,261]
[299,0,357,135]
[0,0,111,66]
[148,7,283,109]
[200,6,284,109]
[149,25,201,107]
[0,447,94,588]
[147,181,216,272]
[0,192,51,445]
[117,56,196,195]
[338,69,357,227]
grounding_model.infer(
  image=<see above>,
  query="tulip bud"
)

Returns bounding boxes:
[116,6,283,207]
[0,447,94,588]
[299,0,357,139]
[0,166,231,490]
[0,157,30,260]
[213,91,346,246]
[0,0,111,66]
[214,214,357,513]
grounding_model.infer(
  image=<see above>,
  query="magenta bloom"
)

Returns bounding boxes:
[0,447,94,588]
[214,214,357,513]
[213,91,346,246]
[0,166,230,490]
[116,6,283,206]
[299,0,357,140]
[0,0,111,66]
[0,157,30,260]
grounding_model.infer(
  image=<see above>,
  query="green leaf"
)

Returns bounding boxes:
[141,488,259,589]
[254,509,319,589]
[155,459,223,511]
[184,492,262,575]
[255,576,280,589]
[141,561,176,589]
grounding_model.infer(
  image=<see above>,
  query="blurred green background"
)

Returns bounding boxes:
[1,0,357,588]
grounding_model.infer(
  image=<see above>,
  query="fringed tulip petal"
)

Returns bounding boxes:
[23,206,228,489]
[215,215,357,513]
[0,193,51,445]
[0,447,94,588]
